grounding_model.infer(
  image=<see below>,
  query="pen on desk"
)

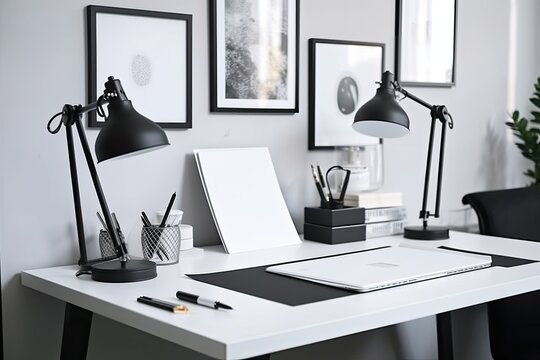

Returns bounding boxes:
[159,192,176,227]
[137,296,189,314]
[176,291,233,310]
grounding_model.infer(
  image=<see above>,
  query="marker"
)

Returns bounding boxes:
[137,296,189,314]
[176,291,233,310]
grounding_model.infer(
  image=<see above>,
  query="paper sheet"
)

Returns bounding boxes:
[194,148,300,253]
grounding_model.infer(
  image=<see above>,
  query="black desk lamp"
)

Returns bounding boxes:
[47,76,170,281]
[353,71,454,240]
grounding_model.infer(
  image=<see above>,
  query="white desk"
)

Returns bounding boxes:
[21,231,540,360]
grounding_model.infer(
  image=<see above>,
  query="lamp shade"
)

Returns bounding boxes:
[95,78,169,163]
[353,71,410,138]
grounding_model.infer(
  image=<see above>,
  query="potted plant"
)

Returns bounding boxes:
[506,77,540,185]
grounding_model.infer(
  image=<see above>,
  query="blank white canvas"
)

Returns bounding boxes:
[194,148,300,253]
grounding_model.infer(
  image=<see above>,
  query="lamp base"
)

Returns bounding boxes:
[90,259,157,282]
[403,225,449,240]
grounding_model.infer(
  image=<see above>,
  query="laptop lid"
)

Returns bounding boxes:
[265,246,492,292]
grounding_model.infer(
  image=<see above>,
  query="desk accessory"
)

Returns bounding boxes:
[141,225,180,265]
[178,224,194,250]
[311,165,351,209]
[176,291,233,310]
[194,148,300,254]
[98,230,119,258]
[46,76,169,282]
[304,207,366,244]
[137,296,189,314]
[353,71,453,240]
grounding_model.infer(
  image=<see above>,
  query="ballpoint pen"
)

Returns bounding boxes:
[317,164,330,200]
[311,165,329,206]
[137,296,189,314]
[316,164,326,187]
[96,211,108,230]
[160,192,176,227]
[176,291,233,310]
[111,212,128,255]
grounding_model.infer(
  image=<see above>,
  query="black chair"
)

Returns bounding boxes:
[462,187,540,360]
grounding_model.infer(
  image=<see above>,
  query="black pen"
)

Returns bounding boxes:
[137,296,189,313]
[176,291,233,310]
[316,164,326,188]
[160,192,176,227]
[311,165,328,205]
[141,212,152,226]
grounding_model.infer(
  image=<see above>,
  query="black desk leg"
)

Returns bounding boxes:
[60,303,93,360]
[436,312,454,360]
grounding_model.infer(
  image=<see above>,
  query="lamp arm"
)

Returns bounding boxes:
[60,103,128,266]
[393,82,454,226]
[73,114,128,262]
[394,84,433,112]
[418,106,452,226]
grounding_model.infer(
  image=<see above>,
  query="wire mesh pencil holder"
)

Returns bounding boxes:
[98,229,122,258]
[141,225,180,265]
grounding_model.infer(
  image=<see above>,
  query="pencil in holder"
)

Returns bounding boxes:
[141,225,180,265]
[98,229,122,258]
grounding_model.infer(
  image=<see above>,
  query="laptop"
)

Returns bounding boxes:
[265,246,492,292]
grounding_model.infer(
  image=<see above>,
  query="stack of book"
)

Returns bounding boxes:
[343,192,407,238]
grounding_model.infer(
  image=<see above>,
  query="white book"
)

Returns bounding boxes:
[344,192,403,208]
[194,148,300,254]
[366,220,407,238]
[365,206,407,223]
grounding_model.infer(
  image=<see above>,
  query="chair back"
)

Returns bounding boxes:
[462,186,540,359]
[462,187,540,241]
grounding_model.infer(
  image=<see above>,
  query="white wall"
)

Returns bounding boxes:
[0,0,537,359]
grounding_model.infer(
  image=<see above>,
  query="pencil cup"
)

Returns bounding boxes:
[98,229,121,258]
[141,225,180,265]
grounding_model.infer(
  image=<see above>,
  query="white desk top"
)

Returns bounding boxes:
[21,232,540,360]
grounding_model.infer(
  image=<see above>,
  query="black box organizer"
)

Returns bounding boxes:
[304,206,366,244]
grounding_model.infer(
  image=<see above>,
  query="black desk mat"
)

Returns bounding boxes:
[439,246,538,267]
[188,246,537,306]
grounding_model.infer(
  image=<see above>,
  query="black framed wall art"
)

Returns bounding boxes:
[395,0,457,87]
[87,5,192,128]
[308,39,384,150]
[209,0,299,113]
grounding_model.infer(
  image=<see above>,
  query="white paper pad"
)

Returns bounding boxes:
[194,148,300,253]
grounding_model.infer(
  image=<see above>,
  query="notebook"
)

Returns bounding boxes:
[194,148,300,254]
[266,246,492,292]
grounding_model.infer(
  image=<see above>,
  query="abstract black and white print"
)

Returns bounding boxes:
[224,0,288,100]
